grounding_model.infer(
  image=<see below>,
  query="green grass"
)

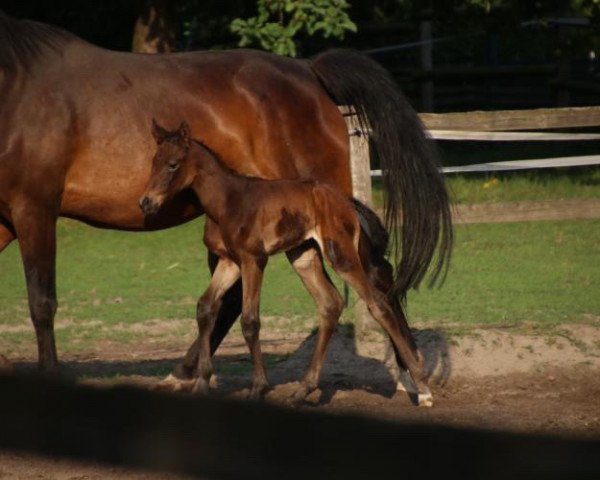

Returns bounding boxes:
[405,219,600,328]
[439,140,600,204]
[1,217,599,349]
[0,217,346,323]
[372,167,600,206]
[445,167,600,204]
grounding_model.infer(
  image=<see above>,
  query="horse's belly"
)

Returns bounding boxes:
[61,179,201,230]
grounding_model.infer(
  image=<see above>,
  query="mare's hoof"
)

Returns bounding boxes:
[191,378,210,396]
[154,373,196,393]
[417,392,434,408]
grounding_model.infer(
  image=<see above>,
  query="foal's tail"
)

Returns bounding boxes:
[351,199,388,260]
[352,198,394,296]
[353,198,417,354]
[310,50,453,302]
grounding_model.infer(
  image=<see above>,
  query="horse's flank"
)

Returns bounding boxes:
[0,14,349,231]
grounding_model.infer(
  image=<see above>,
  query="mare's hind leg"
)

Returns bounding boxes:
[323,238,432,407]
[192,257,241,395]
[286,243,344,403]
[240,256,269,400]
[12,204,59,370]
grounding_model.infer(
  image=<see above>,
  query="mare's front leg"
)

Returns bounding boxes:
[286,243,344,403]
[0,220,15,253]
[192,257,241,395]
[240,256,269,400]
[12,202,59,370]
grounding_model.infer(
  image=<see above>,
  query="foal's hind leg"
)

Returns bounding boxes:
[366,255,422,391]
[240,256,269,400]
[192,258,241,395]
[323,238,432,407]
[286,243,344,403]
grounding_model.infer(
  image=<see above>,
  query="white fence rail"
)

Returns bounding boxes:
[344,106,600,177]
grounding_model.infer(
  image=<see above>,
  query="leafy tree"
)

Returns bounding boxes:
[230,0,357,56]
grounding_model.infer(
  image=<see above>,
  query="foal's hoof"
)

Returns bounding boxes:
[289,387,309,406]
[417,392,434,408]
[154,373,196,393]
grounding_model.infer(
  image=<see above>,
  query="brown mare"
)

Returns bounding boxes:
[141,121,433,406]
[0,12,452,389]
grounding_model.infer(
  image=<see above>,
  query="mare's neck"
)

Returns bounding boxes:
[189,141,243,222]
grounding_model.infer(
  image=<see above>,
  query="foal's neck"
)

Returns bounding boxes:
[189,141,244,222]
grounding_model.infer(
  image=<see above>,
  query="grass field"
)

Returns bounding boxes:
[2,142,599,354]
[1,215,598,354]
[372,167,600,206]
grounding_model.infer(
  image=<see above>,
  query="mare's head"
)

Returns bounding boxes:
[139,119,193,215]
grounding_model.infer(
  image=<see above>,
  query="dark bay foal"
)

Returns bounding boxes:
[140,121,433,407]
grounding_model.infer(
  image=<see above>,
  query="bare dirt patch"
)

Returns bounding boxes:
[2,324,600,479]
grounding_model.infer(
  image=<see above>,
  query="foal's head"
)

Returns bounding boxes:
[139,119,194,215]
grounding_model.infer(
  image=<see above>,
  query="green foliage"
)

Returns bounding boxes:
[230,0,357,56]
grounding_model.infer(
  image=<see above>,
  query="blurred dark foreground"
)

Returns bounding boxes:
[0,373,598,480]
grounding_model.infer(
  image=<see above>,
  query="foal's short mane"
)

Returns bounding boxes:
[191,138,264,182]
[0,11,73,71]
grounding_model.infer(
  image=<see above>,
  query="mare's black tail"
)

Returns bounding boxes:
[310,49,453,302]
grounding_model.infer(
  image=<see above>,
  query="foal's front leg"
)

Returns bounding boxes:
[192,257,241,395]
[240,256,269,400]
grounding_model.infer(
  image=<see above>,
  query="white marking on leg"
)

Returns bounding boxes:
[418,392,434,408]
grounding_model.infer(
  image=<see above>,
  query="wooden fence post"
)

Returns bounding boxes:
[340,107,388,356]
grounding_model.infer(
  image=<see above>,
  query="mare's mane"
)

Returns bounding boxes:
[0,11,73,71]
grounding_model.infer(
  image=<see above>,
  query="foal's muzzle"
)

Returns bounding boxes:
[139,195,159,215]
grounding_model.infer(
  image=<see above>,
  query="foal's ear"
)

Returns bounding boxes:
[151,118,168,144]
[178,121,191,149]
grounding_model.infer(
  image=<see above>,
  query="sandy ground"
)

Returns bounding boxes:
[1,323,599,479]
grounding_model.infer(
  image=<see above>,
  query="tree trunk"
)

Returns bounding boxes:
[132,0,175,53]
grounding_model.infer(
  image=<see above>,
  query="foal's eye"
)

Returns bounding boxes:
[168,162,179,172]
